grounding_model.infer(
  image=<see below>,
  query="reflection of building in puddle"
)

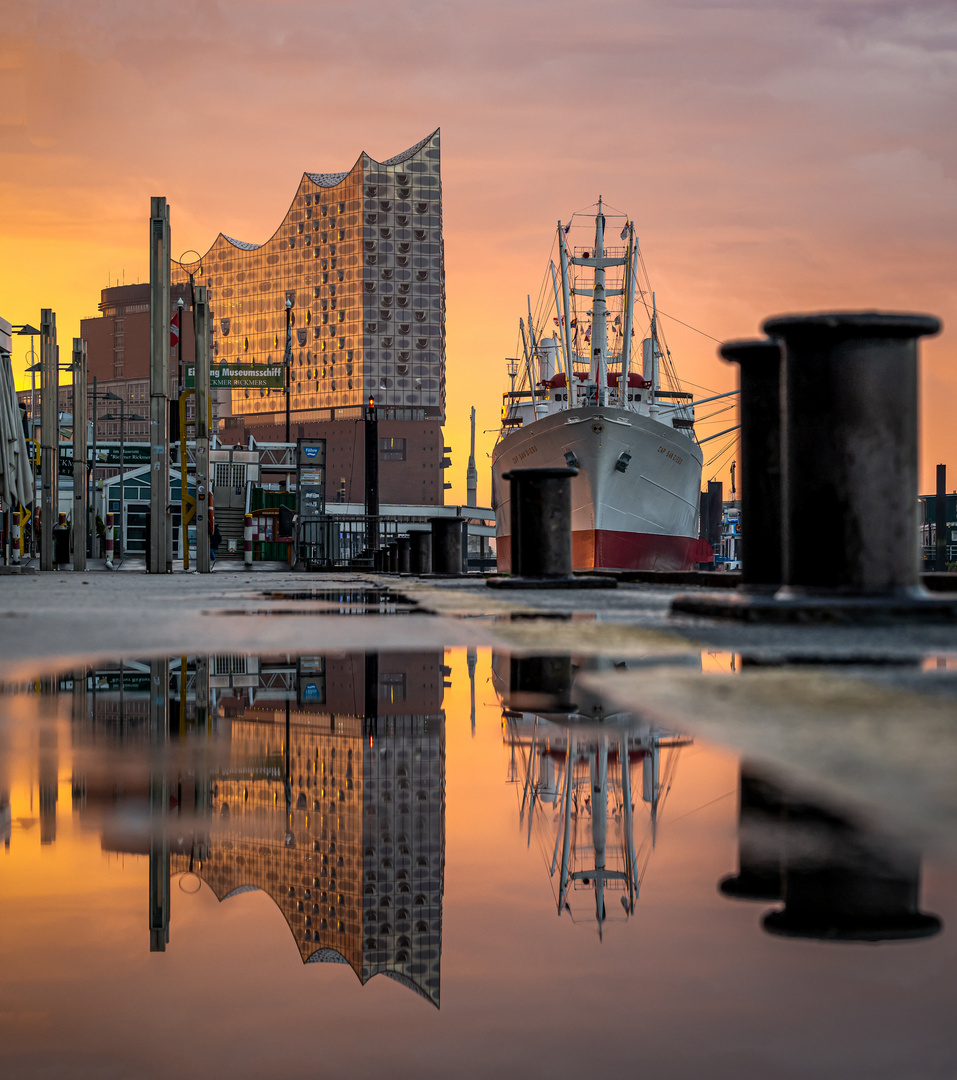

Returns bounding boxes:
[721,765,941,943]
[494,654,692,937]
[68,652,446,1006]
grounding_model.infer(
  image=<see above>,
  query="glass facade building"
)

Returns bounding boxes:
[173,130,445,428]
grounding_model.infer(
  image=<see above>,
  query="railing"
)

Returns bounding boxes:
[297,515,411,568]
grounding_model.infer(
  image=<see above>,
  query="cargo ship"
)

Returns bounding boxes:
[491,201,708,571]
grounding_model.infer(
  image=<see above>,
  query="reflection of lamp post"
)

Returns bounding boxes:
[101,398,146,557]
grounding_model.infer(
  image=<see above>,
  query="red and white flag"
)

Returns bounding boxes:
[170,311,180,349]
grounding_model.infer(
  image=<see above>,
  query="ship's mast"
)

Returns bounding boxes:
[558,224,575,396]
[620,223,637,401]
[550,259,572,404]
[592,200,608,406]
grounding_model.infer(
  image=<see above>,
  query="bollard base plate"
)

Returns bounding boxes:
[671,589,957,623]
[487,574,618,590]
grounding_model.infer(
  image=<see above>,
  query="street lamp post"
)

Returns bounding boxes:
[25,359,41,558]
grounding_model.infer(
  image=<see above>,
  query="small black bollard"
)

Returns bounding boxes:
[719,338,783,590]
[430,517,463,576]
[506,467,576,578]
[53,514,71,567]
[397,535,411,574]
[410,530,432,575]
[506,655,576,714]
[387,542,398,573]
[765,311,940,596]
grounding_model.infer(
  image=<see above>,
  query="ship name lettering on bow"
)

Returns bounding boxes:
[657,445,683,465]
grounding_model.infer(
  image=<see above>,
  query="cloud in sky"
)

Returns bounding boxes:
[2,0,956,496]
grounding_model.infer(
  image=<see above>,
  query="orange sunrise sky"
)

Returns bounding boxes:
[2,0,955,502]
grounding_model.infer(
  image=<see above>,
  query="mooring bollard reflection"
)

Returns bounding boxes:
[68,652,446,1005]
[494,653,693,936]
[720,765,941,943]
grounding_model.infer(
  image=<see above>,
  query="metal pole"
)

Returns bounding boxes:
[284,299,292,444]
[149,196,171,574]
[936,463,947,572]
[39,309,57,571]
[90,375,97,556]
[118,399,125,558]
[72,339,88,571]
[29,342,38,559]
[365,396,378,551]
[148,656,170,951]
[194,285,211,573]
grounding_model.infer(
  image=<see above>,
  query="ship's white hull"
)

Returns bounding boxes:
[491,405,705,572]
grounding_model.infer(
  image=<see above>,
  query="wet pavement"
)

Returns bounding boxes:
[1,571,956,1077]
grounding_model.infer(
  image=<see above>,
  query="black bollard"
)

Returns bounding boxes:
[410,530,432,575]
[487,467,615,589]
[397,535,411,574]
[387,542,398,573]
[430,517,462,575]
[765,311,939,596]
[673,311,956,620]
[762,794,940,942]
[506,467,576,578]
[719,767,785,902]
[719,339,783,590]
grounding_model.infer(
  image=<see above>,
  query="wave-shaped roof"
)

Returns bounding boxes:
[179,131,439,264]
[305,171,349,188]
[380,131,436,166]
[222,235,262,251]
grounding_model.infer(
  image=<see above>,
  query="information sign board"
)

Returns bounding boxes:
[185,363,284,389]
[297,439,326,519]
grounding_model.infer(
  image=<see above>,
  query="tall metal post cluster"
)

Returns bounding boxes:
[194,286,211,573]
[39,309,58,571]
[72,338,88,572]
[149,198,171,574]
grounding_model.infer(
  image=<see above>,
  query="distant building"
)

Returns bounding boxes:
[919,492,957,567]
[174,129,449,504]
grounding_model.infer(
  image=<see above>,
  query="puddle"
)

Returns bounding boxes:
[0,648,954,1078]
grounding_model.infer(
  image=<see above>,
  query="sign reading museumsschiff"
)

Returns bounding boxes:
[185,364,285,389]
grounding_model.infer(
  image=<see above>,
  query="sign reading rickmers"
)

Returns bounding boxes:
[185,363,284,389]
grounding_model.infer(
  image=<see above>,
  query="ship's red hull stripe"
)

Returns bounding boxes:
[497,530,712,573]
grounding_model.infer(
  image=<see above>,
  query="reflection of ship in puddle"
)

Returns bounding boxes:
[721,765,942,943]
[67,651,446,1006]
[493,653,693,937]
